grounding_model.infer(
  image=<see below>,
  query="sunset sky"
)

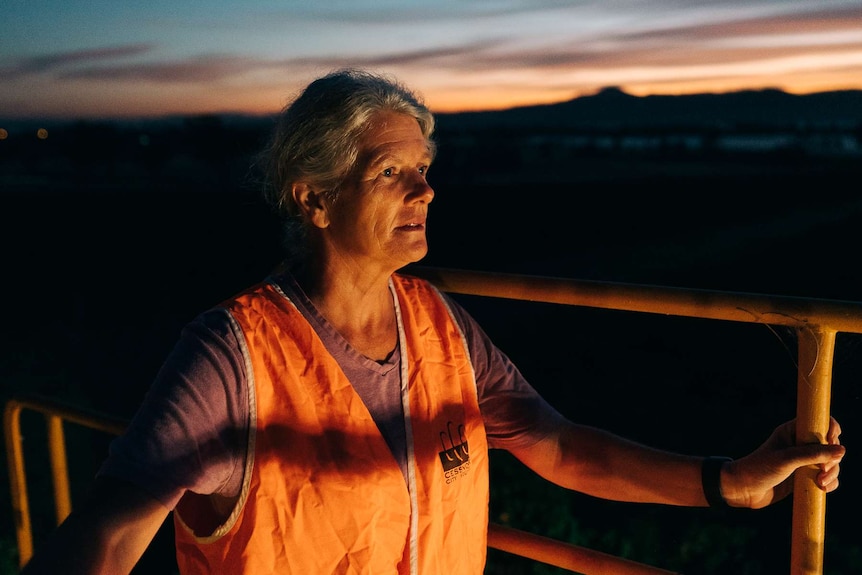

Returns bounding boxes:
[3,0,862,120]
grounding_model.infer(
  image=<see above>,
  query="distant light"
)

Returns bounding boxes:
[0,129,7,140]
[36,128,49,140]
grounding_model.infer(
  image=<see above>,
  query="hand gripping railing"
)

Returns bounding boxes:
[7,266,862,574]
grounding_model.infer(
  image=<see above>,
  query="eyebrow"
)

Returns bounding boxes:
[365,145,433,170]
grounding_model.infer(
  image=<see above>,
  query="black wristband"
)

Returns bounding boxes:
[702,456,733,509]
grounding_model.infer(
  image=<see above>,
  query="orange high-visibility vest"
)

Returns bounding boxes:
[174,273,489,574]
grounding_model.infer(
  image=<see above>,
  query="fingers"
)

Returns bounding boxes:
[808,444,845,491]
[779,416,841,446]
[827,416,842,445]
[814,443,846,465]
[779,442,844,478]
[817,462,841,492]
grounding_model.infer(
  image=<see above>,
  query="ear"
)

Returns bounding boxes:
[291,182,330,229]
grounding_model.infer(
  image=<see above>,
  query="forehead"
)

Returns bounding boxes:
[357,111,431,160]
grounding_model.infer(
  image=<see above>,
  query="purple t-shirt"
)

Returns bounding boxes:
[98,271,564,510]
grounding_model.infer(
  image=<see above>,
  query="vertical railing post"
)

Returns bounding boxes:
[3,400,34,568]
[790,326,835,575]
[46,415,73,524]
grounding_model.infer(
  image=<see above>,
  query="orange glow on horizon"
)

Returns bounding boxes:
[5,64,862,121]
[161,75,862,118]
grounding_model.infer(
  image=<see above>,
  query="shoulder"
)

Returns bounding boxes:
[98,307,251,507]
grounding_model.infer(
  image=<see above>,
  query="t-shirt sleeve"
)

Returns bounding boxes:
[97,308,249,510]
[443,293,566,451]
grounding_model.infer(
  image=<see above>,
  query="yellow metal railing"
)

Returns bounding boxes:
[4,396,127,567]
[409,266,862,575]
[7,267,862,575]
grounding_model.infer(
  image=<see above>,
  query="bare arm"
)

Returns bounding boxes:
[510,417,844,508]
[20,476,171,575]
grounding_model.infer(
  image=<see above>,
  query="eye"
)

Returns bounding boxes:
[418,165,428,176]
[382,167,394,177]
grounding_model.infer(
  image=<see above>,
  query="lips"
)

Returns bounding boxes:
[395,222,425,231]
[395,217,426,231]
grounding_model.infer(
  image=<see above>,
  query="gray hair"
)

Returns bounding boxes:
[263,68,436,218]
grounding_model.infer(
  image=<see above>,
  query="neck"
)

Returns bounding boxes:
[293,258,399,362]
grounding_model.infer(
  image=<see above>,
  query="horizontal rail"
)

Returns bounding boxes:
[488,523,680,574]
[407,265,862,333]
[6,396,128,437]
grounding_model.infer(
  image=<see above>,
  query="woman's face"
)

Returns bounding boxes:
[324,110,435,273]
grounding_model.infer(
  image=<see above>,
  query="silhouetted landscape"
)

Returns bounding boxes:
[2,87,861,574]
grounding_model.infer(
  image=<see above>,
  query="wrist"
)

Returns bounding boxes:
[702,456,733,509]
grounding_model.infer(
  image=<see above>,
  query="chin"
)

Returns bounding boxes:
[395,252,426,270]
[389,239,428,268]
[404,241,428,260]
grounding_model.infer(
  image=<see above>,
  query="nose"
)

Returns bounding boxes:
[408,172,434,204]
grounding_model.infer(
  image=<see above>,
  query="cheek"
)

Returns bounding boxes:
[333,188,393,238]
[332,203,382,243]
[359,199,390,229]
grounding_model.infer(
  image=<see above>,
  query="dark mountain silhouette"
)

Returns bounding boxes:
[435,87,862,130]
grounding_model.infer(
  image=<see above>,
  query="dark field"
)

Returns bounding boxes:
[2,134,862,573]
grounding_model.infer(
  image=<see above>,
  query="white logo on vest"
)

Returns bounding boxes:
[438,421,470,484]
